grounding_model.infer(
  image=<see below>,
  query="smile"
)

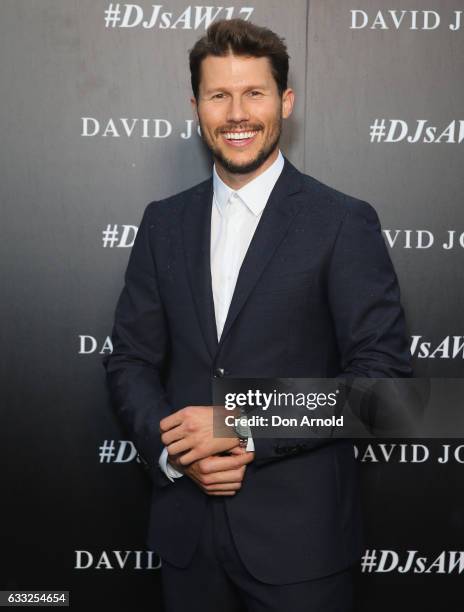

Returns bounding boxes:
[221,130,259,147]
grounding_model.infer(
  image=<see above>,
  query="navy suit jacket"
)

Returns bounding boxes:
[103,157,412,584]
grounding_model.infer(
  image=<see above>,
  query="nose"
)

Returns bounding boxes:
[226,95,250,124]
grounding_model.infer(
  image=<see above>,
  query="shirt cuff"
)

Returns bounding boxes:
[246,436,255,452]
[158,447,184,482]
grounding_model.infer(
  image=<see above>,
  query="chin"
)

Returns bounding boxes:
[221,158,263,174]
[222,149,276,174]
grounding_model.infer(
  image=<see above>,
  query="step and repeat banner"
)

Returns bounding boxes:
[1,0,462,609]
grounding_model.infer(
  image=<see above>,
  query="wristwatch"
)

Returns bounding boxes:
[233,415,252,448]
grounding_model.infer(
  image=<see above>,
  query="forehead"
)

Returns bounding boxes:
[199,53,275,91]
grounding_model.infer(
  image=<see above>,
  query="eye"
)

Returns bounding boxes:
[249,90,263,97]
[212,93,226,100]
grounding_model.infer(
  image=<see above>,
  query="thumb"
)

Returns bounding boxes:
[228,445,247,456]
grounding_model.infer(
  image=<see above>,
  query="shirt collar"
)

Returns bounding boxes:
[213,149,284,217]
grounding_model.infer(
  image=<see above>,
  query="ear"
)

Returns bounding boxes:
[190,96,199,121]
[281,88,295,119]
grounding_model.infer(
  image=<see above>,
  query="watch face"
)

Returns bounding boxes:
[234,420,250,439]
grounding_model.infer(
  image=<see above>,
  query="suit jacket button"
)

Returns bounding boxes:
[214,368,225,377]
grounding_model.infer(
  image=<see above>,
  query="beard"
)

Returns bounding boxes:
[198,113,282,175]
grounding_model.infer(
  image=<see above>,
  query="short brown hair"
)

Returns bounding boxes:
[189,19,289,100]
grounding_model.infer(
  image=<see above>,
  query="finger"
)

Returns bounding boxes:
[205,482,242,492]
[187,475,237,496]
[177,448,200,466]
[201,468,245,485]
[161,424,186,446]
[160,406,193,432]
[183,467,212,490]
[203,454,251,472]
[228,445,247,455]
[239,451,255,465]
[227,446,255,463]
[159,408,190,433]
[167,438,193,457]
[178,445,215,466]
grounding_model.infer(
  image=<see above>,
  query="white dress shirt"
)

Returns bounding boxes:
[159,150,285,481]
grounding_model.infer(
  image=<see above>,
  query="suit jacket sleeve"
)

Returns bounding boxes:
[102,202,173,488]
[253,199,413,466]
[327,200,412,378]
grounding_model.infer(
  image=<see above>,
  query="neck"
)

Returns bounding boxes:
[214,148,280,190]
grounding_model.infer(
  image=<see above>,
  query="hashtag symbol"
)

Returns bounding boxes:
[369,119,386,143]
[104,3,121,28]
[360,549,377,573]
[99,440,116,463]
[102,224,119,247]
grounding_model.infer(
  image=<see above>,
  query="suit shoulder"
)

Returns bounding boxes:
[298,171,379,221]
[145,176,211,216]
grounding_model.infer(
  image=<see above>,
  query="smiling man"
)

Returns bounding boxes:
[190,51,292,182]
[104,18,412,612]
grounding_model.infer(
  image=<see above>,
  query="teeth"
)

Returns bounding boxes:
[223,131,257,140]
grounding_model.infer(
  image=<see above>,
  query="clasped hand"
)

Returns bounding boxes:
[159,405,255,496]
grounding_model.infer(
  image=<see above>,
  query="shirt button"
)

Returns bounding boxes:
[214,368,225,377]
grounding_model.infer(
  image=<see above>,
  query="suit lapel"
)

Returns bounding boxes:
[218,157,305,347]
[181,157,306,360]
[181,177,219,360]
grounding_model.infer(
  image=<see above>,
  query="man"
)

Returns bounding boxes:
[104,18,412,612]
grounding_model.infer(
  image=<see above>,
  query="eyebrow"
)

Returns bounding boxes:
[203,84,270,95]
